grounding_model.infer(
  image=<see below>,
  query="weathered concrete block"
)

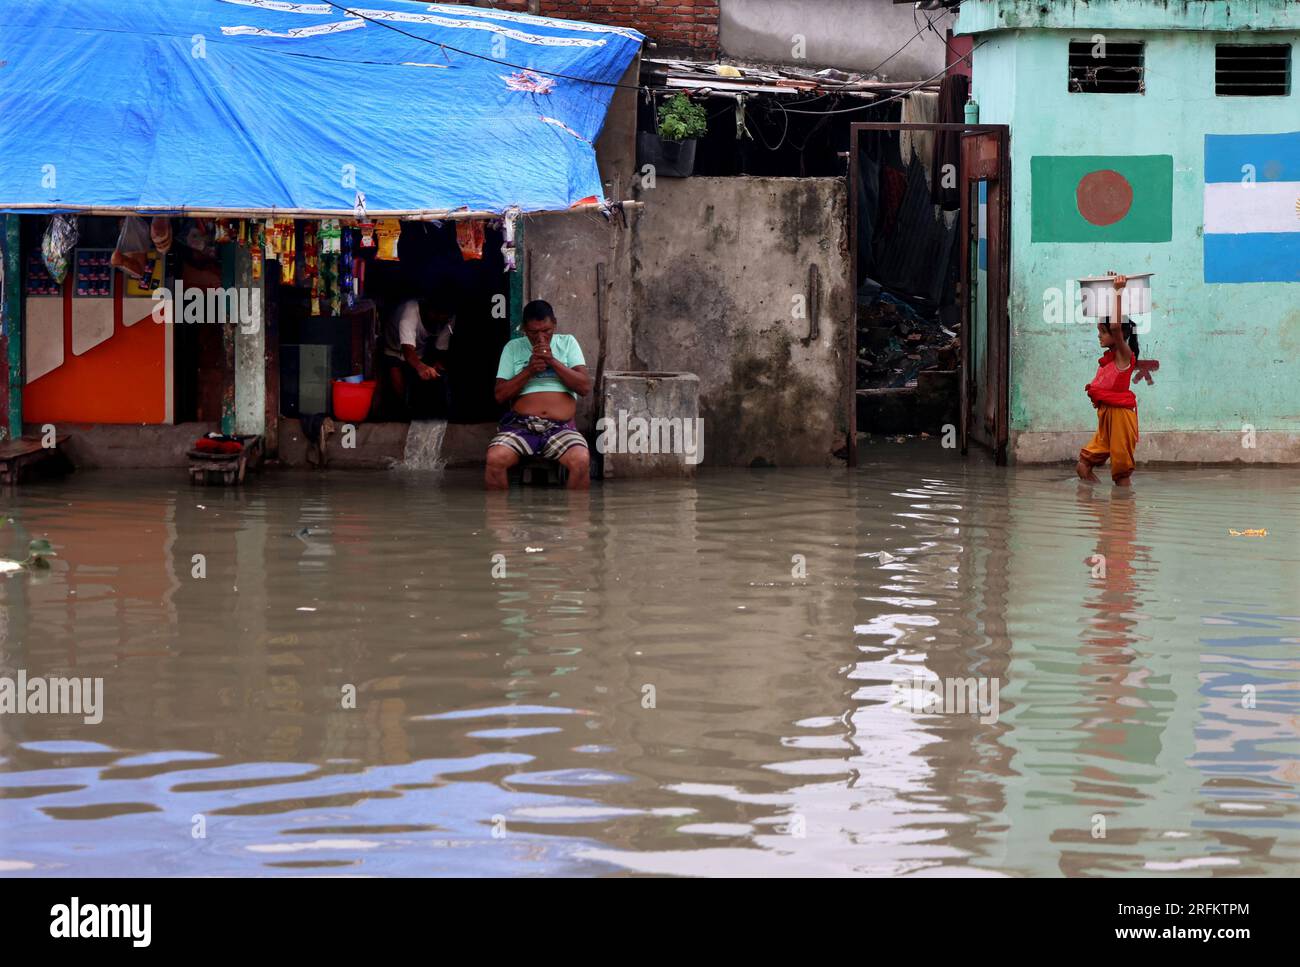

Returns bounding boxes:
[599,372,702,478]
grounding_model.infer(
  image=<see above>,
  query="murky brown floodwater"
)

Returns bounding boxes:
[1,444,1297,876]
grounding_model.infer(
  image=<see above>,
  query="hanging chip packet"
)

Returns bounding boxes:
[456,220,485,260]
[375,219,401,260]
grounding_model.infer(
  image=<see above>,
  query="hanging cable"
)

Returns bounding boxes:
[317,1,647,91]
[746,96,790,152]
[778,42,982,115]
[867,12,935,78]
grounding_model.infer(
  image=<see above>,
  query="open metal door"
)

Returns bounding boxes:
[959,127,1011,463]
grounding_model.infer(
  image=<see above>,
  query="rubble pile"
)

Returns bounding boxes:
[856,291,959,391]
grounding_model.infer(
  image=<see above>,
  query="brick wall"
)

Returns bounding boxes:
[461,1,719,55]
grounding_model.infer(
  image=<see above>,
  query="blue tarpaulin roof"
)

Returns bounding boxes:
[0,0,642,216]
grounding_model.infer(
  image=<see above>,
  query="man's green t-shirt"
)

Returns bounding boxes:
[496,334,586,398]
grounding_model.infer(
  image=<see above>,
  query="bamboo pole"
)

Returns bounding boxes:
[0,201,645,222]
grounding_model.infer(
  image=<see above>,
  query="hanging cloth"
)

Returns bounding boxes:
[899,91,939,188]
[930,73,970,210]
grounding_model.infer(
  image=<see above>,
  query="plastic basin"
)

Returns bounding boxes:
[332,379,376,422]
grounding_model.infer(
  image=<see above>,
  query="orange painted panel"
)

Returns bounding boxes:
[24,291,170,424]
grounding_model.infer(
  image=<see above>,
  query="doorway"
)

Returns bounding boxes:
[848,122,1010,465]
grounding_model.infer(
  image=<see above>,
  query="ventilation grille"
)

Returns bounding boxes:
[1068,40,1145,94]
[1216,44,1291,96]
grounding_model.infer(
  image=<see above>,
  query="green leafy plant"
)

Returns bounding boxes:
[656,93,708,142]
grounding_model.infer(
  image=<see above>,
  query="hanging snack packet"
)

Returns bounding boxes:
[41,214,79,283]
[456,220,485,261]
[341,227,355,310]
[375,219,401,260]
[303,222,321,315]
[151,216,174,254]
[184,218,216,260]
[319,218,341,255]
[274,219,297,285]
[500,208,520,272]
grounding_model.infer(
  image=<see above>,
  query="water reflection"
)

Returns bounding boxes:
[1,454,1297,876]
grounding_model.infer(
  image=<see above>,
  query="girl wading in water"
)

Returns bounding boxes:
[1076,274,1141,487]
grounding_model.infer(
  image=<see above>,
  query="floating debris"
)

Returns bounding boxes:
[0,539,57,575]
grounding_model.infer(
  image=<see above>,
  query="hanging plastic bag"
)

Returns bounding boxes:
[110,216,151,279]
[184,218,216,260]
[41,214,79,283]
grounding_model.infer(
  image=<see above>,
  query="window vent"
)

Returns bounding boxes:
[1216,44,1291,96]
[1068,40,1145,94]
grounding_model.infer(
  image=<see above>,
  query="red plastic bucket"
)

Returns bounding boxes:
[332,379,376,423]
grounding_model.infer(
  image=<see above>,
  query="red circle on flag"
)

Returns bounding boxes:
[1076,170,1133,226]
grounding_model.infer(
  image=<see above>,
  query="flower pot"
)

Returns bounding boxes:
[637,132,697,178]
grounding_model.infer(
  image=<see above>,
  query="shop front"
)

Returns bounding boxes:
[0,0,643,469]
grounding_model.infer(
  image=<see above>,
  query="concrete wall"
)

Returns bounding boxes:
[720,0,955,78]
[234,245,265,438]
[28,422,219,469]
[468,0,954,70]
[628,176,850,467]
[963,6,1300,462]
[524,56,641,435]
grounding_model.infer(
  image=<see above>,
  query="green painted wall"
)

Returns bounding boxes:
[961,0,1300,34]
[965,18,1300,436]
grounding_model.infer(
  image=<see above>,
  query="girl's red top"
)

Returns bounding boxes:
[1086,350,1137,409]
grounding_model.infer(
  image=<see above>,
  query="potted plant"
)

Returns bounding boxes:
[638,93,708,178]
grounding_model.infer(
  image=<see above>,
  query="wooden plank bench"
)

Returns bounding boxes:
[0,436,75,486]
[187,435,263,486]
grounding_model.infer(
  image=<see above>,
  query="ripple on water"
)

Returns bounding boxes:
[0,462,1296,875]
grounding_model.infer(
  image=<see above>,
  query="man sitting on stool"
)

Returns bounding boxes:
[485,300,592,490]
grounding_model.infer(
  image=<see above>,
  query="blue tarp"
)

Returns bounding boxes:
[0,0,642,215]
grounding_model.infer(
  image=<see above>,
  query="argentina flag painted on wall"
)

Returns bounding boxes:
[1203,132,1300,283]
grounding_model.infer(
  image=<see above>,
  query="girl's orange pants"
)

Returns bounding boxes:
[1079,404,1139,482]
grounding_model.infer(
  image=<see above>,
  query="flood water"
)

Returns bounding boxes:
[2,444,1297,877]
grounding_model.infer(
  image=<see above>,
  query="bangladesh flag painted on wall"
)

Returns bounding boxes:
[1031,155,1173,242]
